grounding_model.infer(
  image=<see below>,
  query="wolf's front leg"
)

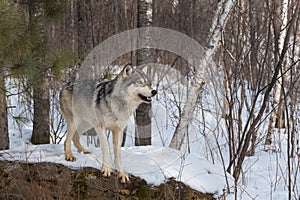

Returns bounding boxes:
[113,130,129,183]
[95,126,112,177]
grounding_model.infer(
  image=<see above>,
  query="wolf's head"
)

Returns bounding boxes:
[119,65,157,104]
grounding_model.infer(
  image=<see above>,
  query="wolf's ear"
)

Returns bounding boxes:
[122,64,133,77]
[138,65,148,74]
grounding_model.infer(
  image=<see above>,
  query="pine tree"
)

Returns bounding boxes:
[22,0,69,144]
[0,0,26,150]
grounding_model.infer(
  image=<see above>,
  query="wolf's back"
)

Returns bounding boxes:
[59,79,107,118]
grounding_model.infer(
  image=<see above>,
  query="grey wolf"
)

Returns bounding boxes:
[59,65,157,182]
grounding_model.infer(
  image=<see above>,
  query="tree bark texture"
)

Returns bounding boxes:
[135,0,153,146]
[265,0,289,146]
[0,66,9,150]
[31,73,50,144]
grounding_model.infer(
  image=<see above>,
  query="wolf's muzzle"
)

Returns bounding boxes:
[151,90,157,97]
[138,90,157,103]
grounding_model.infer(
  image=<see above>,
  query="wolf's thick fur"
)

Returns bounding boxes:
[60,65,157,182]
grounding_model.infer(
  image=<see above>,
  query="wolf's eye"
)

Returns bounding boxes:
[137,80,143,84]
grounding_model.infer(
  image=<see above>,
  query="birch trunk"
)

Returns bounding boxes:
[265,0,289,147]
[169,0,237,150]
[135,0,153,146]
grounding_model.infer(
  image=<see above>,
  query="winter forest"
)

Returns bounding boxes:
[0,0,300,199]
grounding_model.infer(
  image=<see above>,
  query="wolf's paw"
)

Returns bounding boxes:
[101,165,112,177]
[117,171,129,183]
[82,149,91,154]
[65,154,76,162]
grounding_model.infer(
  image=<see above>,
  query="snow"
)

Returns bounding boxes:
[4,121,298,200]
[0,128,230,197]
[2,76,299,199]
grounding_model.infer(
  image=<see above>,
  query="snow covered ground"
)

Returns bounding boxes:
[0,126,230,197]
[2,115,299,199]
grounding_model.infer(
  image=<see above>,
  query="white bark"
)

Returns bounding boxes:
[135,0,153,146]
[265,0,289,146]
[169,0,237,150]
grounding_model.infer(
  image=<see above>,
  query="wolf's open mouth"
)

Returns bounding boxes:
[138,94,152,102]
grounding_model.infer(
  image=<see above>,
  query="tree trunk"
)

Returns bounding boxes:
[265,0,289,147]
[135,0,153,146]
[0,66,9,150]
[169,82,205,150]
[169,0,237,150]
[248,0,257,156]
[31,73,50,144]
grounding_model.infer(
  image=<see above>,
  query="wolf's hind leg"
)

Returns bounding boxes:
[64,122,77,161]
[72,132,90,154]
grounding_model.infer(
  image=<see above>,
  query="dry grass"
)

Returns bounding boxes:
[0,160,215,200]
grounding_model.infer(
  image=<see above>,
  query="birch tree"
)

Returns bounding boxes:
[135,0,153,146]
[265,0,289,147]
[169,0,237,150]
[227,0,299,180]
